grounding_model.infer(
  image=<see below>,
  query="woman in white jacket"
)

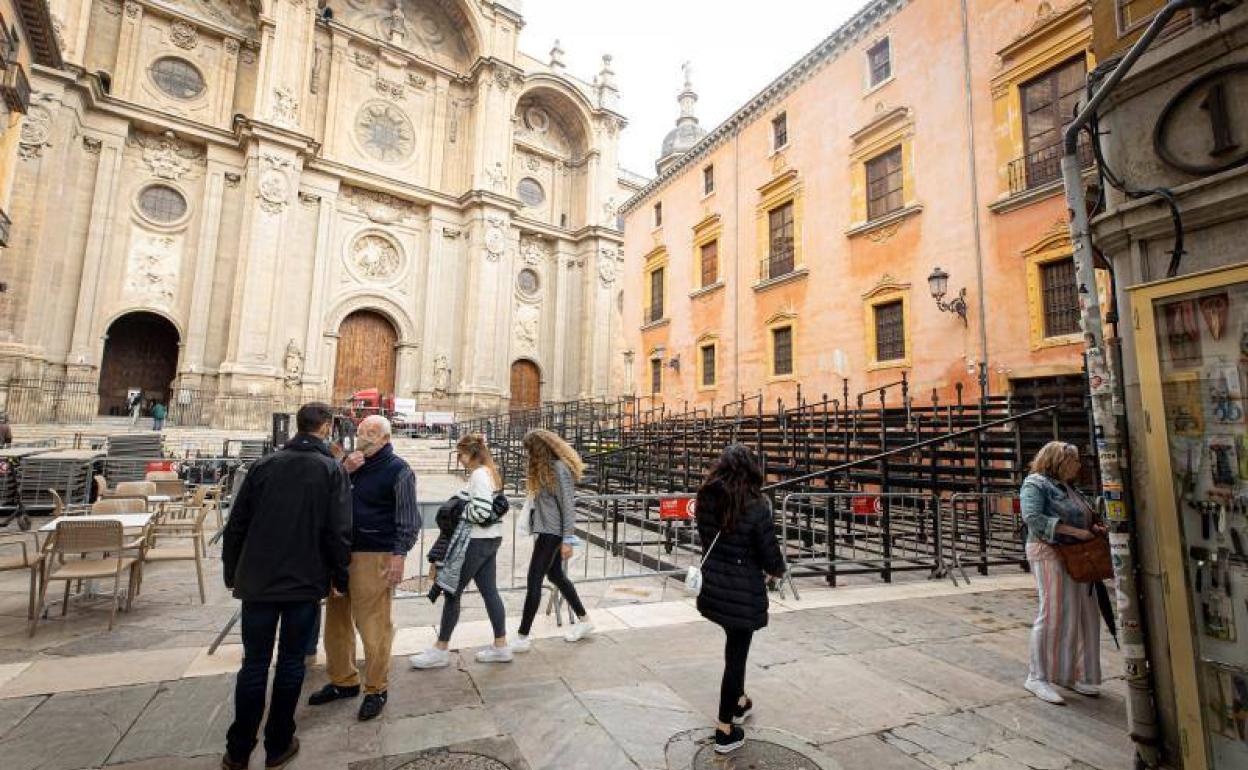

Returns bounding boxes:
[409,434,512,668]
[511,429,593,651]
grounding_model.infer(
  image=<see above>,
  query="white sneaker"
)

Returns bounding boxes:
[475,645,514,663]
[409,647,451,669]
[564,621,594,643]
[511,636,533,653]
[1070,682,1101,697]
[1024,677,1066,705]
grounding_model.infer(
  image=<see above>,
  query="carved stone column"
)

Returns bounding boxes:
[182,159,230,374]
[301,185,338,385]
[115,1,144,101]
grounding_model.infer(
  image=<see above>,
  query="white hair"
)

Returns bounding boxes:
[359,414,392,437]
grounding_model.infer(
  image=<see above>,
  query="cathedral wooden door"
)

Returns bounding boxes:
[509,360,541,412]
[333,311,397,404]
[97,312,180,417]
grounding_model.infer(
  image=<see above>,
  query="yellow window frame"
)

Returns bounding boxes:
[863,278,912,370]
[755,170,804,281]
[848,107,917,228]
[696,333,718,391]
[692,213,723,290]
[765,311,797,381]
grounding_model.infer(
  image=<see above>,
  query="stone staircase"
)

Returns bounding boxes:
[392,437,456,475]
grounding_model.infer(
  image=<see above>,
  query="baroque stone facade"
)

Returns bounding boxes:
[2,0,640,417]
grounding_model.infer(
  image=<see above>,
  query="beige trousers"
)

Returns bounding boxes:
[324,552,394,694]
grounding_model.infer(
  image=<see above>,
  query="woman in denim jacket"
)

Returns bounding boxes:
[1019,441,1105,705]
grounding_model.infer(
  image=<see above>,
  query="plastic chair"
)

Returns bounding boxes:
[32,519,140,635]
[142,494,211,603]
[109,481,157,502]
[0,532,43,621]
[93,474,110,499]
[144,471,186,500]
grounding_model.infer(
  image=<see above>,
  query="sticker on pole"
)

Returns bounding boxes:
[659,498,696,521]
[851,495,881,518]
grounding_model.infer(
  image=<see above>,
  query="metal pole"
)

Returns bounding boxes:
[1059,3,1205,766]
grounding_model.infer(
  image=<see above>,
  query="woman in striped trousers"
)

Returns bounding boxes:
[1019,441,1105,705]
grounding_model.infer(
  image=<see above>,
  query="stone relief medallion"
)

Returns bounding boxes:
[270,86,299,125]
[516,267,540,298]
[524,106,549,133]
[258,170,289,214]
[348,232,403,281]
[19,105,52,159]
[355,101,415,163]
[170,20,198,49]
[124,233,181,305]
[483,222,506,261]
[597,254,618,287]
[520,237,547,266]
[135,130,202,180]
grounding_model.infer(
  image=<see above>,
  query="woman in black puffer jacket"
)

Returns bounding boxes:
[694,444,786,755]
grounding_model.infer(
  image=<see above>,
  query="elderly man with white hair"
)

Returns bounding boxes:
[307,414,419,722]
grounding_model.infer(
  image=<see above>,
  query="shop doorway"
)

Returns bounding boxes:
[333,310,398,404]
[509,360,541,412]
[97,312,180,417]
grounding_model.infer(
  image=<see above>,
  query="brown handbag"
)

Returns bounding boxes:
[1056,535,1114,582]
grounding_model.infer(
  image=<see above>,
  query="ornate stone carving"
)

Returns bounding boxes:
[83,137,103,154]
[257,154,292,214]
[283,339,304,384]
[432,353,450,397]
[224,172,241,188]
[134,130,202,180]
[342,186,416,224]
[603,196,619,224]
[597,248,619,286]
[298,191,321,207]
[520,237,548,267]
[178,0,259,37]
[483,161,507,191]
[866,221,903,243]
[354,51,376,69]
[224,38,240,55]
[270,87,299,126]
[19,106,52,159]
[442,227,462,239]
[354,101,415,163]
[170,20,198,49]
[350,233,402,280]
[483,218,507,262]
[407,72,427,89]
[124,0,140,19]
[125,234,179,304]
[240,48,256,65]
[524,154,540,172]
[492,66,516,92]
[375,76,404,100]
[514,305,539,351]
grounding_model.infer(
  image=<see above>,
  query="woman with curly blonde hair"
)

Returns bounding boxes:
[511,429,593,651]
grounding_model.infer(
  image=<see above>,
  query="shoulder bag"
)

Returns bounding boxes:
[1055,485,1113,583]
[684,531,722,597]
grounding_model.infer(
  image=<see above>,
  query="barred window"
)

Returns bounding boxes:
[700,240,718,288]
[866,146,904,221]
[703,165,715,195]
[767,202,794,277]
[647,267,664,323]
[650,358,662,394]
[772,326,793,376]
[772,113,788,149]
[874,301,906,362]
[149,57,205,99]
[701,344,716,387]
[1041,258,1080,337]
[137,185,188,224]
[867,38,891,87]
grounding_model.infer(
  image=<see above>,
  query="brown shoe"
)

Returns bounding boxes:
[221,754,247,770]
[265,737,300,769]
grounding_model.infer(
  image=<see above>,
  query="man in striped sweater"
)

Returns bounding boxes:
[307,415,419,721]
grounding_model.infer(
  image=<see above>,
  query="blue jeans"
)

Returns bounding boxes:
[225,600,319,762]
[152,418,164,431]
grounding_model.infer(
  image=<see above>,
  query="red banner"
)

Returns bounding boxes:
[145,460,176,473]
[851,495,881,517]
[659,497,697,521]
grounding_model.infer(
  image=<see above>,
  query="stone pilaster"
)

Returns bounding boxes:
[181,157,230,373]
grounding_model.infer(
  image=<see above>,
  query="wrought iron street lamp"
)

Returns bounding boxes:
[927,266,968,326]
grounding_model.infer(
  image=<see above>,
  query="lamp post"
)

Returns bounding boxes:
[927,266,968,325]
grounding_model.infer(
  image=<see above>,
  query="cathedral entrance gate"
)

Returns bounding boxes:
[509,360,541,412]
[97,312,180,417]
[333,310,398,405]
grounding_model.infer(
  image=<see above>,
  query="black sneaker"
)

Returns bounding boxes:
[732,697,753,725]
[265,737,300,769]
[358,691,388,721]
[307,683,360,706]
[714,725,746,754]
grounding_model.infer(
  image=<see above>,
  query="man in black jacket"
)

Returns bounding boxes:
[221,403,352,770]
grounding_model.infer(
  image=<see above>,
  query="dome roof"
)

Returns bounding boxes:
[660,121,707,161]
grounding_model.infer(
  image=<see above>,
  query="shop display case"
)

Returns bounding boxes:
[1134,264,1248,770]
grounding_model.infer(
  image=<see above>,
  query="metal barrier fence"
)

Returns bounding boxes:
[778,492,953,586]
[944,492,1028,579]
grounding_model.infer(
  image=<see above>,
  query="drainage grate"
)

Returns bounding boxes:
[692,740,822,769]
[392,753,511,770]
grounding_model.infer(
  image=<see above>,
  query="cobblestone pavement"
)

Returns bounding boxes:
[0,573,1131,770]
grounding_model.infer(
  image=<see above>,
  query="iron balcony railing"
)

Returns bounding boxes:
[1,61,30,114]
[0,207,11,248]
[1007,138,1094,195]
[759,250,796,282]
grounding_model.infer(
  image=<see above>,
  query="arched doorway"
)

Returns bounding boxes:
[510,360,541,412]
[333,310,398,404]
[97,312,180,417]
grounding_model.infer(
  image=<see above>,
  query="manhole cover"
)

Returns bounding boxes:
[393,753,511,770]
[692,739,822,769]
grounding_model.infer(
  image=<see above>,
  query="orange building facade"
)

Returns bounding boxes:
[621,0,1100,410]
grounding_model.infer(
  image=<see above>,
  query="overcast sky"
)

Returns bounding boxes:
[517,0,867,176]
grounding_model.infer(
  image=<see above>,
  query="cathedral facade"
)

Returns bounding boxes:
[3,0,638,423]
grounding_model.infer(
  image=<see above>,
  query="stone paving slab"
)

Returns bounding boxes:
[0,683,157,770]
[110,675,236,764]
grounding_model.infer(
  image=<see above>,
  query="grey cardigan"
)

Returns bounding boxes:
[529,460,577,538]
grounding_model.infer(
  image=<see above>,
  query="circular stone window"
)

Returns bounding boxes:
[517,178,544,207]
[137,184,189,224]
[517,268,540,297]
[355,101,416,163]
[149,56,206,99]
[524,106,550,133]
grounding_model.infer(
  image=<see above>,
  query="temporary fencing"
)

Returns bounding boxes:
[944,492,1028,579]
